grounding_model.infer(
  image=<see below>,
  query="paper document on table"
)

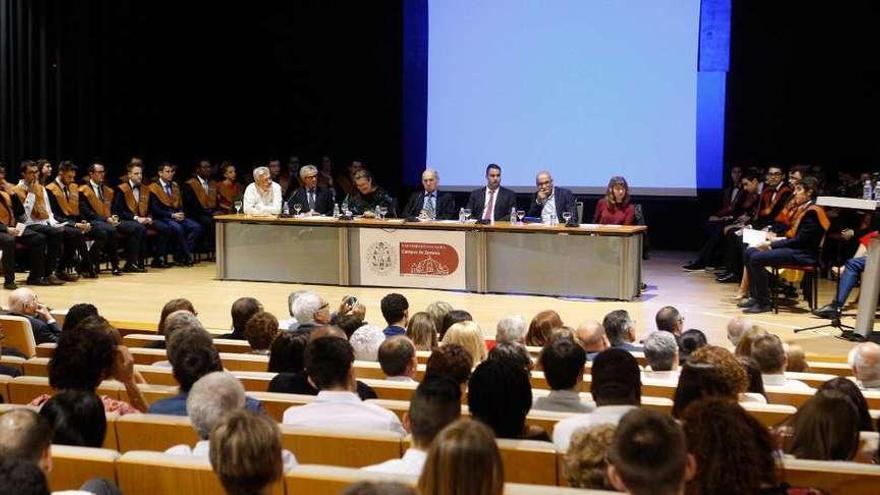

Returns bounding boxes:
[742,228,768,247]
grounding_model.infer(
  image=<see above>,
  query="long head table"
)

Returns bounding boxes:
[214,215,646,300]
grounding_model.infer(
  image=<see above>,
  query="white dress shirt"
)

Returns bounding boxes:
[242,181,282,215]
[361,447,427,475]
[642,370,679,383]
[539,190,557,223]
[552,404,637,451]
[166,439,298,471]
[281,390,406,435]
[762,373,813,391]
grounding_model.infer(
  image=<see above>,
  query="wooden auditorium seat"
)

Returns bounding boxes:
[49,445,119,492]
[123,334,254,353]
[22,356,49,376]
[279,425,404,468]
[0,374,10,403]
[114,413,199,453]
[496,437,559,485]
[0,355,24,374]
[35,343,55,358]
[246,392,317,421]
[805,361,852,377]
[1,315,36,358]
[6,376,123,405]
[119,384,178,406]
[781,458,880,495]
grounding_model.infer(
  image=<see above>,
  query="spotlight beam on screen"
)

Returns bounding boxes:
[407,0,717,197]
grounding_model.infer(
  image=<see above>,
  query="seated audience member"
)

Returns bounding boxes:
[819,377,876,432]
[740,357,768,402]
[442,320,487,367]
[733,326,769,358]
[152,310,204,368]
[152,298,196,348]
[469,357,549,440]
[381,293,409,337]
[642,331,679,381]
[402,168,457,220]
[39,390,106,447]
[209,410,283,495]
[439,309,472,340]
[345,169,397,218]
[671,347,747,417]
[655,306,684,338]
[417,418,504,495]
[168,372,297,469]
[0,459,50,495]
[148,323,263,415]
[533,333,593,413]
[784,390,861,461]
[784,342,809,372]
[406,311,438,351]
[525,310,563,347]
[602,309,642,352]
[149,161,203,266]
[219,297,263,340]
[563,423,617,490]
[553,349,641,450]
[7,288,61,344]
[244,311,279,355]
[281,336,405,434]
[363,377,462,474]
[593,176,635,225]
[267,331,310,374]
[751,334,811,390]
[60,302,99,333]
[424,343,473,392]
[464,163,517,222]
[494,314,526,345]
[678,329,708,364]
[487,341,532,372]
[574,320,608,360]
[335,302,367,339]
[726,316,753,347]
[291,291,331,331]
[425,301,453,336]
[242,166,282,216]
[216,161,242,214]
[606,409,695,495]
[378,336,418,382]
[287,164,334,216]
[30,316,147,414]
[680,399,784,495]
[527,170,578,223]
[279,290,308,331]
[350,324,385,361]
[0,179,49,290]
[850,342,880,390]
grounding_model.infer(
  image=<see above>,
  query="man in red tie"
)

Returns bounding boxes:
[465,164,517,222]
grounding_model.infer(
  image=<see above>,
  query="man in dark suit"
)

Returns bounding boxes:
[526,170,577,223]
[465,164,517,221]
[7,287,61,344]
[402,168,457,220]
[182,159,220,254]
[148,162,203,266]
[287,164,334,215]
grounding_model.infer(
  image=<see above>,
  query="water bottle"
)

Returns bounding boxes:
[342,198,350,216]
[333,203,341,218]
[864,180,873,200]
[874,181,880,201]
[282,201,290,216]
[459,207,465,223]
[510,206,517,225]
[549,214,558,227]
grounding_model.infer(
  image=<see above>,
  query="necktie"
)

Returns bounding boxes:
[133,186,139,203]
[165,183,172,196]
[425,193,435,218]
[308,190,316,210]
[63,186,69,202]
[483,189,495,220]
[96,185,104,202]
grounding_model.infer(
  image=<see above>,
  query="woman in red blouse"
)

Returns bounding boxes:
[593,176,635,225]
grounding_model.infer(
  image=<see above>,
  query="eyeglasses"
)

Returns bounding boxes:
[304,175,318,179]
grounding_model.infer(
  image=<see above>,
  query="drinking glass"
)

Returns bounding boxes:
[562,212,572,225]
[377,205,388,220]
[462,208,472,221]
[516,209,525,225]
[293,203,303,216]
[234,200,242,214]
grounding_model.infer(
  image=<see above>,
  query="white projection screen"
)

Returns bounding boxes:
[426,0,701,195]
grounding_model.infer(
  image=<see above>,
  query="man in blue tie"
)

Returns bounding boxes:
[149,162,203,267]
[402,168,457,220]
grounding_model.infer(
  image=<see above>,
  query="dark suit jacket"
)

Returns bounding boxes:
[402,190,457,219]
[287,186,334,216]
[181,180,217,218]
[526,187,578,222]
[465,186,517,221]
[267,372,378,400]
[770,208,826,254]
[12,313,61,344]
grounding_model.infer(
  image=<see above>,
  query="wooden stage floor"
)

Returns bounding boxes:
[16,251,872,358]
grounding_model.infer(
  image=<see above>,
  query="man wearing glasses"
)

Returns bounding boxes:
[526,170,578,224]
[287,164,334,215]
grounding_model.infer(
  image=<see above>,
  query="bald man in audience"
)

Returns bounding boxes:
[378,336,418,382]
[655,306,684,339]
[726,316,754,347]
[0,409,52,474]
[575,320,609,360]
[751,334,811,391]
[850,342,880,391]
[7,288,61,344]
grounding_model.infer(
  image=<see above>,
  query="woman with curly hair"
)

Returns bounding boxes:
[563,423,616,490]
[672,345,748,417]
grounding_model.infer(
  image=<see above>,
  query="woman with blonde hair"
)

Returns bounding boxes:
[593,176,635,225]
[733,326,769,358]
[406,311,438,351]
[210,410,283,495]
[442,321,487,367]
[418,418,504,495]
[525,310,563,347]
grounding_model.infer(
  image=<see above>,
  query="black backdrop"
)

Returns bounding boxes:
[2,1,880,249]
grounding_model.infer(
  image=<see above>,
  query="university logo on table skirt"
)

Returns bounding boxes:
[359,229,467,289]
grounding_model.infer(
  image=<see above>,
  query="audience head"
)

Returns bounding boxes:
[267,331,310,374]
[292,292,330,326]
[48,316,117,392]
[786,389,860,461]
[643,331,678,372]
[441,320,487,367]
[525,310,563,347]
[424,301,453,337]
[0,409,53,473]
[539,332,586,391]
[407,377,462,449]
[406,311,438,351]
[231,297,263,335]
[418,419,503,495]
[378,336,417,378]
[61,303,99,333]
[163,310,204,348]
[380,293,409,326]
[468,358,533,439]
[209,410,283,495]
[563,423,617,490]
[305,336,355,391]
[157,298,196,335]
[681,399,777,495]
[167,324,222,392]
[39,390,106,448]
[672,346,746,417]
[678,329,708,362]
[342,482,416,495]
[850,342,880,384]
[349,324,385,361]
[740,357,766,397]
[244,311,279,352]
[654,306,683,336]
[733,326,769,358]
[574,320,608,353]
[784,342,808,372]
[8,288,40,316]
[591,349,641,406]
[495,314,526,344]
[818,377,875,432]
[487,341,532,372]
[439,309,472,340]
[726,317,753,347]
[424,343,473,389]
[750,334,786,375]
[0,459,49,495]
[286,290,309,318]
[606,409,693,495]
[187,372,247,439]
[602,310,636,347]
